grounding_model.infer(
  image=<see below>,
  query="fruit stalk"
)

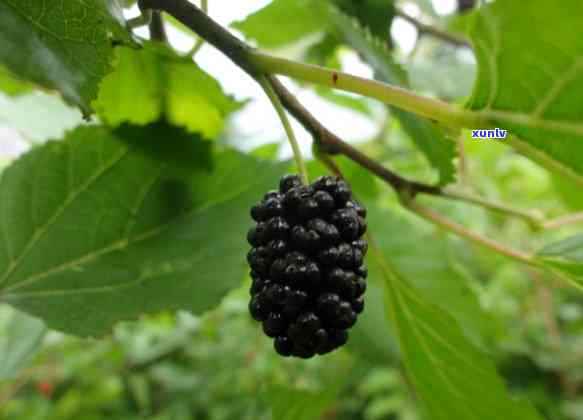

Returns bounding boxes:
[259,76,310,185]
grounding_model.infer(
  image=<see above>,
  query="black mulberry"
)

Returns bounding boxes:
[247,174,368,358]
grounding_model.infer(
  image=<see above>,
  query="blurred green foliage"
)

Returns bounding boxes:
[0,287,418,420]
[1,0,583,419]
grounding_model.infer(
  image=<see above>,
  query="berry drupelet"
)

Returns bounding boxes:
[247,174,368,358]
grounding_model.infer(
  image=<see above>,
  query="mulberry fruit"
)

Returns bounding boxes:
[247,174,368,358]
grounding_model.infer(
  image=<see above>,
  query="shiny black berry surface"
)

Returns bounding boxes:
[247,174,368,358]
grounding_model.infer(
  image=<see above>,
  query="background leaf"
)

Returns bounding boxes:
[0,0,133,114]
[467,0,583,183]
[94,43,243,139]
[553,174,583,211]
[368,206,492,348]
[0,66,33,97]
[314,86,375,118]
[264,384,340,420]
[0,123,285,336]
[374,246,544,420]
[348,281,400,365]
[232,0,325,48]
[331,0,396,44]
[537,235,583,288]
[348,204,492,366]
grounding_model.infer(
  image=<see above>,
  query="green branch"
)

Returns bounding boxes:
[250,53,480,129]
[404,199,537,266]
[394,8,470,48]
[441,188,583,230]
[542,212,583,229]
[441,189,545,228]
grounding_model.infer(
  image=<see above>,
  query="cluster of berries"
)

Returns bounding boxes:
[247,174,368,358]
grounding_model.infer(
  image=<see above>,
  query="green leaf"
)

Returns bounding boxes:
[348,281,400,365]
[0,123,285,336]
[314,86,374,117]
[446,8,478,38]
[406,43,476,100]
[328,10,457,185]
[231,0,325,48]
[367,207,492,350]
[374,250,544,420]
[536,235,583,289]
[264,384,339,420]
[0,66,33,96]
[250,143,280,161]
[332,0,396,44]
[0,305,45,380]
[94,43,243,139]
[467,0,583,184]
[414,0,438,18]
[0,0,133,114]
[304,34,342,68]
[349,205,491,366]
[553,174,583,211]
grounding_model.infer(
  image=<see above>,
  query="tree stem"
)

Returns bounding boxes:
[394,8,470,48]
[405,199,536,265]
[259,76,309,185]
[442,189,583,230]
[441,189,545,228]
[149,11,167,42]
[542,212,583,229]
[456,134,469,187]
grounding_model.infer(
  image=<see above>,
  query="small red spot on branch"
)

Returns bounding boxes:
[332,72,339,85]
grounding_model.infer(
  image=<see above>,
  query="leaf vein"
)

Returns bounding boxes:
[0,146,129,287]
[534,57,583,118]
[0,177,259,294]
